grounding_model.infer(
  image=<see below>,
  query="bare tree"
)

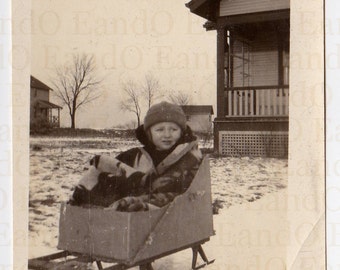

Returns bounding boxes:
[142,73,162,109]
[52,54,101,129]
[120,79,142,127]
[168,90,192,105]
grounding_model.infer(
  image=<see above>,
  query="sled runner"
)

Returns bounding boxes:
[28,157,215,270]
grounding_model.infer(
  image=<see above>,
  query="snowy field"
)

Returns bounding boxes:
[29,136,288,269]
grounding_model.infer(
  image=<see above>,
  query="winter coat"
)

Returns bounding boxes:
[70,125,203,211]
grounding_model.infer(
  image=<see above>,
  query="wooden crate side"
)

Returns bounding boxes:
[103,209,166,262]
[87,209,131,260]
[58,203,93,255]
[58,203,167,262]
[132,157,214,263]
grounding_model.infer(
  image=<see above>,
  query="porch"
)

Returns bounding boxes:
[32,100,62,128]
[215,85,289,157]
[214,18,289,157]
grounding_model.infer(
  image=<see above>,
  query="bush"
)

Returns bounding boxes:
[212,198,224,215]
[29,127,137,139]
[30,117,52,135]
[31,144,43,151]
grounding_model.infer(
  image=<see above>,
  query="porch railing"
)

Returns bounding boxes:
[224,85,289,117]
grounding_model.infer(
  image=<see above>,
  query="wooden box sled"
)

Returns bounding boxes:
[29,157,215,269]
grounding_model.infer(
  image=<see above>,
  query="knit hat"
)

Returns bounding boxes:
[143,101,186,131]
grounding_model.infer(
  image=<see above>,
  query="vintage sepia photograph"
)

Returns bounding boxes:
[9,0,325,269]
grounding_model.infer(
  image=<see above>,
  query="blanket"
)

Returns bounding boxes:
[69,141,202,211]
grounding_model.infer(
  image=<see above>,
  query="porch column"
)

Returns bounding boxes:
[216,26,226,118]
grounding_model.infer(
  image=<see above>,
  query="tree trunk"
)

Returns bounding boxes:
[137,115,140,127]
[71,113,76,129]
[71,101,77,129]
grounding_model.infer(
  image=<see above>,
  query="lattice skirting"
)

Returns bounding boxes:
[219,131,288,157]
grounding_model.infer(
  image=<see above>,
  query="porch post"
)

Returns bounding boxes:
[49,109,52,125]
[216,26,225,118]
[214,24,226,154]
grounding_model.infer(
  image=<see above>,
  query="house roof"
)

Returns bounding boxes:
[36,100,62,109]
[181,105,214,115]
[31,75,52,91]
[185,0,218,22]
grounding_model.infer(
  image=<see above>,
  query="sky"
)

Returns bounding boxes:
[31,0,217,129]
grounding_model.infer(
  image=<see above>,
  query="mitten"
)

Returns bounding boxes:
[151,176,177,192]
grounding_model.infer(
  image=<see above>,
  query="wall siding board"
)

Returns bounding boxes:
[232,30,279,87]
[220,0,290,17]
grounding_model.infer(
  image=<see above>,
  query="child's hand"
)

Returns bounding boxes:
[151,176,175,192]
[109,196,149,212]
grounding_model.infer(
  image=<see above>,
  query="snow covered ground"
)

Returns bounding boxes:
[28,136,288,269]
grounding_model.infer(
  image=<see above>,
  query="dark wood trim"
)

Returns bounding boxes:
[214,116,288,123]
[225,85,289,91]
[278,32,284,86]
[216,27,226,118]
[185,0,208,10]
[229,31,234,88]
[217,9,290,28]
[225,30,231,87]
[186,0,220,22]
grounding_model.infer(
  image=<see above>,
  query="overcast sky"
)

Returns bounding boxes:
[31,0,216,129]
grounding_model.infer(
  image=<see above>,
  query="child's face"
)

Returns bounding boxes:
[149,122,182,151]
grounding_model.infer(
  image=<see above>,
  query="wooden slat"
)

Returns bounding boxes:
[249,90,254,116]
[261,91,266,115]
[266,90,270,116]
[233,90,238,116]
[284,88,288,115]
[28,256,91,270]
[245,91,248,115]
[256,90,260,115]
[239,91,243,116]
[228,91,232,116]
[270,89,275,116]
[278,89,282,115]
[30,251,69,261]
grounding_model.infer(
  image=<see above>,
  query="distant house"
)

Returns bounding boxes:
[181,105,214,133]
[30,75,62,128]
[186,0,289,157]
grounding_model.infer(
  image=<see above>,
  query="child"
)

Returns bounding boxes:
[70,101,202,211]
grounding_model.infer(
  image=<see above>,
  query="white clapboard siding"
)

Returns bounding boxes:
[220,0,290,17]
[232,31,279,87]
[252,32,279,86]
